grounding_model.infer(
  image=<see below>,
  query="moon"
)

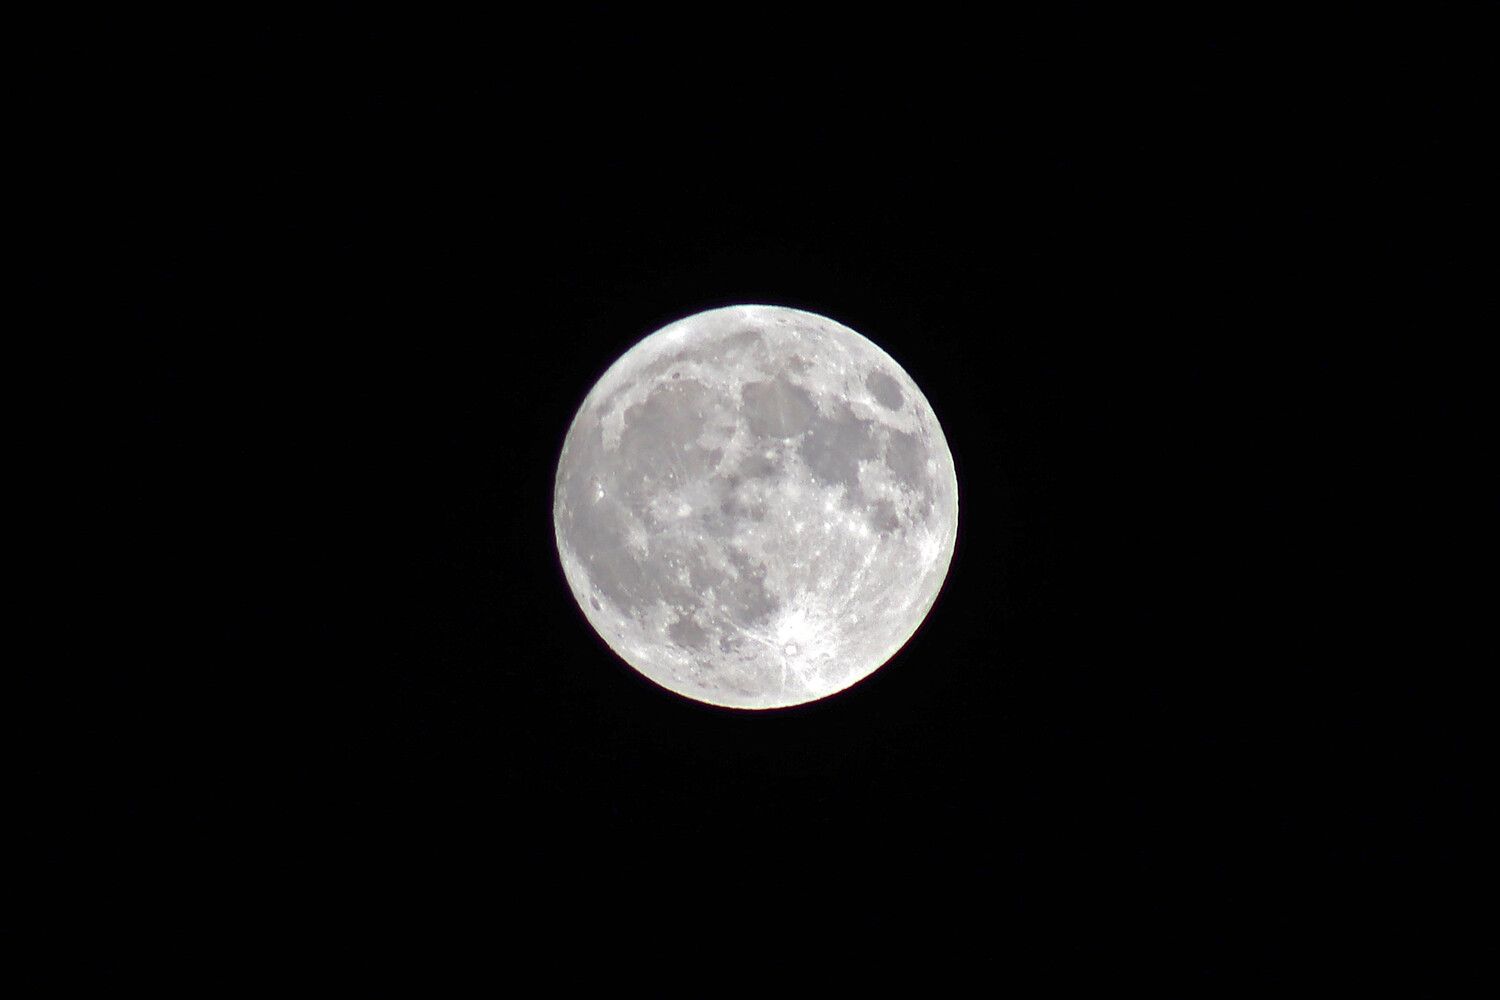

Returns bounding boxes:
[553,305,958,709]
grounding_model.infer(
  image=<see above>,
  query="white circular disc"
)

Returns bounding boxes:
[553,305,958,709]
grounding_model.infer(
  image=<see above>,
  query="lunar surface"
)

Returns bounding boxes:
[553,305,958,709]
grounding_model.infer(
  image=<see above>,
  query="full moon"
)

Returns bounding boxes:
[553,305,958,709]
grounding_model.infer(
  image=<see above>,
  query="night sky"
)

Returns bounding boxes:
[81,4,1483,988]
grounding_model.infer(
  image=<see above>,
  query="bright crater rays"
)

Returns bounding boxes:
[553,305,958,709]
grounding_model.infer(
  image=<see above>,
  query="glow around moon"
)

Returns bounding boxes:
[553,305,958,709]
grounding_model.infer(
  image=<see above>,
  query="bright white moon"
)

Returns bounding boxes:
[554,305,958,709]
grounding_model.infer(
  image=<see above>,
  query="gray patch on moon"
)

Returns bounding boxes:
[740,377,817,438]
[554,304,958,709]
[719,546,778,626]
[798,403,879,503]
[668,614,709,650]
[885,429,933,504]
[868,498,902,535]
[865,369,905,410]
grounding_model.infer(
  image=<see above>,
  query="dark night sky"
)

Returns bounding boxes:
[66,3,1485,988]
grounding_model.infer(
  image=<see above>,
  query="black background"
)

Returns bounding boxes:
[75,2,1485,988]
